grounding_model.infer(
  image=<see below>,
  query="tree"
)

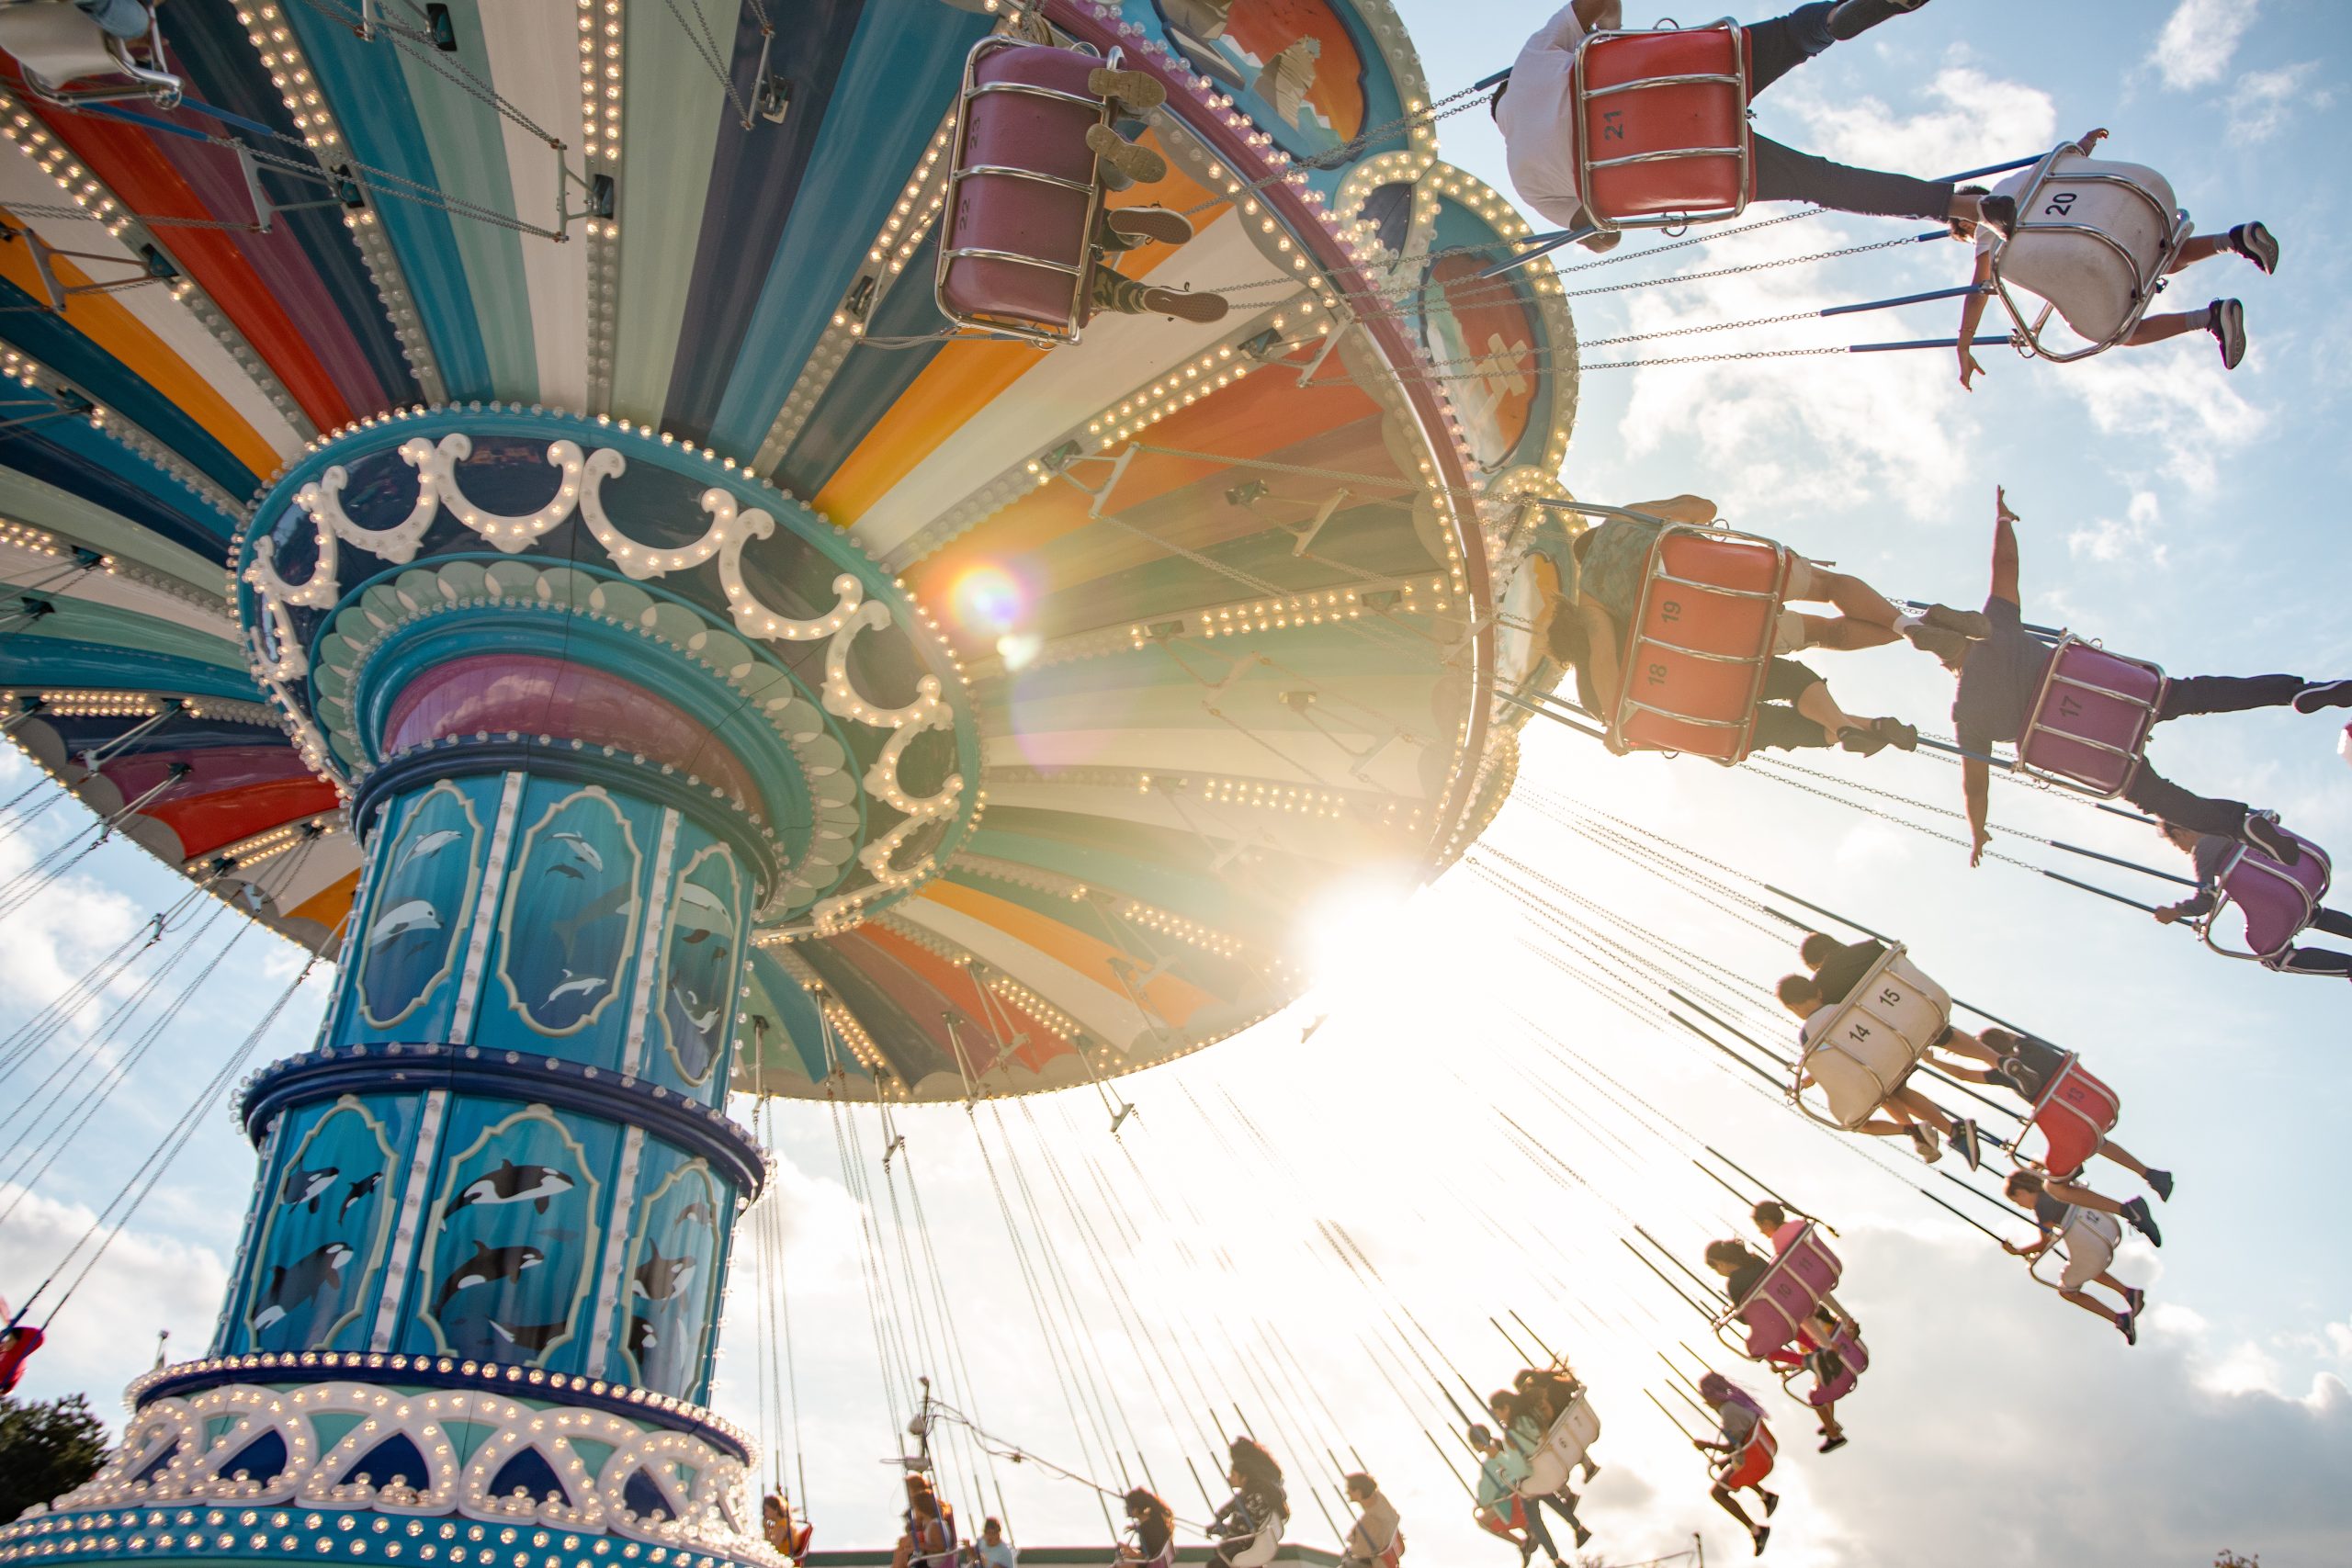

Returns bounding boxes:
[0,1393,107,1523]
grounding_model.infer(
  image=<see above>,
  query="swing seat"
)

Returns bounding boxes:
[0,2,181,109]
[2013,636,2165,798]
[2019,1053,2119,1180]
[2030,1206,2120,1292]
[1793,943,1951,1130]
[1517,1391,1602,1496]
[1714,1423,1776,1490]
[935,37,1119,346]
[2201,829,2333,965]
[1611,524,1792,763]
[1802,1325,1868,1405]
[1572,21,1752,231]
[0,1322,43,1394]
[1226,1519,1283,1568]
[1989,147,2191,361]
[1720,1222,1844,1359]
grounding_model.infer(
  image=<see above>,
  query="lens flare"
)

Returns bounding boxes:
[947,562,1030,638]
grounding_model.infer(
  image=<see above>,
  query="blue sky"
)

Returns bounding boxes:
[4,2,2350,1566]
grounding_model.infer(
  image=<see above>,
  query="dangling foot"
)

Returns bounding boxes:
[1581,1460,1600,1483]
[1572,1526,1592,1551]
[1907,1123,1942,1165]
[1921,603,1991,638]
[2124,1284,2147,1318]
[1818,1433,1849,1454]
[1826,0,1928,42]
[2117,1309,2139,1346]
[1105,206,1194,247]
[1086,124,1166,185]
[1871,716,1919,751]
[1950,1117,1984,1171]
[2121,1195,2164,1248]
[2207,298,2247,369]
[2242,809,2301,866]
[1088,66,1166,115]
[2291,678,2352,714]
[1136,284,1226,322]
[1903,623,1974,666]
[2228,220,2279,275]
[1750,1527,1770,1557]
[2145,1168,2174,1202]
[1759,1491,1781,1518]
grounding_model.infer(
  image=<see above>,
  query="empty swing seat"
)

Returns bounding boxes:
[1572,21,1752,231]
[1714,1423,1777,1490]
[935,37,1118,345]
[1989,147,2191,361]
[2200,829,2333,966]
[2018,1053,2119,1180]
[2014,636,2165,797]
[0,2,180,108]
[1794,943,1951,1131]
[1517,1392,1602,1497]
[1611,525,1792,763]
[1719,1222,1844,1359]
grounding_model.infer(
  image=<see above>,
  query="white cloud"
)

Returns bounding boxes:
[2068,490,2167,568]
[2149,0,2262,92]
[2056,348,2268,493]
[1784,67,2059,185]
[2228,62,2334,142]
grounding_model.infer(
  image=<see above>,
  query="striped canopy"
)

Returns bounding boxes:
[0,0,1577,1100]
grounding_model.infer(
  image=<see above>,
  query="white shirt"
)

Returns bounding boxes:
[1496,5,1591,230]
[978,1545,1016,1568]
[1975,167,2032,256]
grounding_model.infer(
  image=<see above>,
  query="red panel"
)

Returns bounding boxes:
[854,921,1073,1079]
[1620,532,1789,763]
[146,775,342,859]
[1578,26,1753,220]
[20,85,356,429]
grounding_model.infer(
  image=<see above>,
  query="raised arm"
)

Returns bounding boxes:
[1957,247,1995,389]
[1624,493,1719,525]
[1989,487,2019,604]
[1963,755,1993,868]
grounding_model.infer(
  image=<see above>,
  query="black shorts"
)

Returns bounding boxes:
[1762,657,1821,705]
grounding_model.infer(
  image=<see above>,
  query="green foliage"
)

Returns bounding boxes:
[0,1393,107,1524]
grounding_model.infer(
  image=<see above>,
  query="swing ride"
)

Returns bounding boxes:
[0,0,2327,1564]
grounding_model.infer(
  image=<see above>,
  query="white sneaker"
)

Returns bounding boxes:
[1908,1124,1942,1165]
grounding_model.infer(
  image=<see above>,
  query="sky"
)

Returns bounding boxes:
[5,1,2352,1566]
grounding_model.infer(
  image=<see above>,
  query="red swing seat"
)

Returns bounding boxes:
[935,37,1120,345]
[2013,636,2165,797]
[2017,1053,2119,1180]
[1572,21,1753,231]
[0,1322,44,1394]
[1718,1222,1843,1359]
[1611,525,1792,764]
[1715,1422,1777,1490]
[2200,829,2334,966]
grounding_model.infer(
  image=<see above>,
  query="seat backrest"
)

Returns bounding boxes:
[1998,152,2182,341]
[2216,832,2333,960]
[1618,526,1787,761]
[1576,26,1750,220]
[0,6,129,84]
[1799,946,1950,1128]
[937,39,1105,340]
[2029,1057,2119,1178]
[1543,1392,1602,1460]
[2018,639,2163,795]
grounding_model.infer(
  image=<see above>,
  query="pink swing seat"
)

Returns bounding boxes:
[2013,636,2165,797]
[1718,1222,1843,1359]
[2199,829,2334,966]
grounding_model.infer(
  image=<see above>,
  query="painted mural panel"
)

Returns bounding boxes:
[492,785,645,1038]
[1415,195,1548,476]
[1146,0,1383,162]
[617,1155,725,1401]
[413,1103,605,1364]
[658,843,746,1089]
[241,1095,401,1354]
[355,781,484,1030]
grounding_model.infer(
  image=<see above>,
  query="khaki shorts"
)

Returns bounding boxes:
[1770,558,1819,655]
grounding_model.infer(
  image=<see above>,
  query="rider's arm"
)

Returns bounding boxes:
[1957,248,1995,389]
[1625,494,1718,525]
[1963,756,1993,867]
[1578,600,1625,733]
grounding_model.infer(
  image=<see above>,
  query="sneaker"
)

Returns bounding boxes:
[2121,1195,2164,1247]
[1572,1526,1593,1550]
[1873,716,1920,751]
[2230,220,2279,276]
[2145,1168,2174,1202]
[2208,299,2247,369]
[1902,623,1973,666]
[1838,725,1890,757]
[1581,1460,1600,1483]
[1922,603,1992,638]
[1105,206,1194,246]
[1818,1434,1849,1454]
[1908,1123,1941,1164]
[1760,1491,1780,1517]
[1951,1117,1984,1171]
[2291,678,2352,715]
[2118,1310,2138,1346]
[1136,284,1227,323]
[2242,810,2302,866]
[1977,192,2017,234]
[1087,66,1166,113]
[1085,124,1166,186]
[2124,1285,2146,1318]
[1750,1527,1770,1557]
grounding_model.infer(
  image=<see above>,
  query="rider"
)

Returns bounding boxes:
[762,1495,812,1561]
[1512,1365,1601,1483]
[1939,488,2344,870]
[1692,1371,1779,1557]
[1951,125,2278,382]
[1118,1490,1176,1568]
[2001,1169,2150,1344]
[1488,1389,1592,1550]
[1747,1201,1855,1324]
[2154,821,2352,978]
[1926,1025,2175,1197]
[1797,931,2007,1070]
[1778,1305,1860,1452]
[891,1479,956,1568]
[1339,1472,1403,1568]
[1776,972,1986,1168]
[1496,1,1978,251]
[1467,1423,1561,1568]
[1547,495,1953,756]
[1206,1438,1287,1568]
[1078,67,1229,324]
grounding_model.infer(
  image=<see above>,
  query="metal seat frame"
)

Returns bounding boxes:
[1608,521,1789,765]
[2009,632,2167,799]
[1570,18,1750,236]
[2,1,183,109]
[2196,839,2334,964]
[1987,141,2194,363]
[1788,942,1941,1131]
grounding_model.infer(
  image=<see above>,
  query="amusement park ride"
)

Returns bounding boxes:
[0,0,2330,1564]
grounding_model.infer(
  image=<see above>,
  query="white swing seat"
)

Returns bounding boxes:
[1792,942,1951,1131]
[1989,146,2190,361]
[0,2,181,108]
[1226,1518,1283,1568]
[1515,1392,1601,1497]
[2030,1206,2120,1293]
